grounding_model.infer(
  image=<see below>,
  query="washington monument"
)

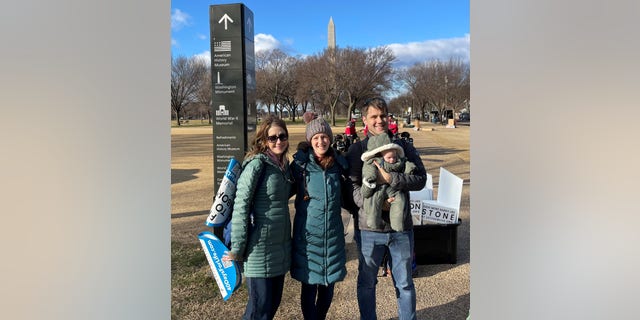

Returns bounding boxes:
[328,17,336,49]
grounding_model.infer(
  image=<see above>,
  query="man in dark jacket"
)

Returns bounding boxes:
[344,97,427,320]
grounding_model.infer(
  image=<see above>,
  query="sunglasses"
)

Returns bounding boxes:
[266,133,288,143]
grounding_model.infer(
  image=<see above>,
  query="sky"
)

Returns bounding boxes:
[171,0,469,68]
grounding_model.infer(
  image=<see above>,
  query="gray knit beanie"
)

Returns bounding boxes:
[305,118,333,142]
[302,111,317,124]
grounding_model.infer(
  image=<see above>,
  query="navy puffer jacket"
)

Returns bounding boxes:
[290,148,348,285]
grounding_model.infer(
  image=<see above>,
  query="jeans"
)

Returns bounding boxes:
[243,275,285,320]
[356,229,416,320]
[300,282,335,320]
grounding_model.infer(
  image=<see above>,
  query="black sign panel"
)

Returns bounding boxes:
[210,5,243,37]
[211,38,244,69]
[210,4,255,190]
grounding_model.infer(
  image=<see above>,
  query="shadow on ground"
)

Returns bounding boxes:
[415,293,470,320]
[415,146,465,156]
[172,168,200,184]
[171,210,209,219]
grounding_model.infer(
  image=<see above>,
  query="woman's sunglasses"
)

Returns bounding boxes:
[266,133,288,143]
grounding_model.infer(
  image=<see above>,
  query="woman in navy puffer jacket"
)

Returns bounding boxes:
[290,117,348,320]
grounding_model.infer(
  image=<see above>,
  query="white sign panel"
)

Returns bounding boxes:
[417,168,463,225]
[409,174,433,225]
[420,201,459,224]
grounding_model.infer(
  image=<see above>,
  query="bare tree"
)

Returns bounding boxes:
[171,55,207,126]
[195,66,212,124]
[297,47,396,126]
[339,46,395,124]
[296,54,330,117]
[444,58,470,116]
[255,50,272,114]
[255,49,292,118]
[294,57,317,117]
[279,55,303,121]
[396,62,431,119]
[397,58,470,122]
[389,93,416,118]
[301,49,346,125]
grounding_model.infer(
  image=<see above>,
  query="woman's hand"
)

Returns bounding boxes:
[222,251,242,262]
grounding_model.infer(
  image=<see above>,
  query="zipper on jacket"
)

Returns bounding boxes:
[323,169,329,285]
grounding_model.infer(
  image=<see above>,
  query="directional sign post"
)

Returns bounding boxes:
[210,4,256,190]
[210,4,256,239]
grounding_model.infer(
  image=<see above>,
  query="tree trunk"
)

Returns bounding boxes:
[175,109,181,126]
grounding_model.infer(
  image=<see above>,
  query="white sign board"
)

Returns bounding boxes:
[420,202,459,224]
[410,174,433,225]
[420,167,463,224]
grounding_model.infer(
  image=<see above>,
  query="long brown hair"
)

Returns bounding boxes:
[296,140,336,170]
[315,147,335,170]
[245,114,289,158]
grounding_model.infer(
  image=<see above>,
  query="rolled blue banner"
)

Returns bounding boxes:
[206,157,242,227]
[198,231,242,301]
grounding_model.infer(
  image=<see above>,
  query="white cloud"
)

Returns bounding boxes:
[388,34,470,67]
[194,51,211,66]
[171,9,191,30]
[187,34,468,71]
[254,33,281,52]
[171,38,177,46]
[197,34,207,40]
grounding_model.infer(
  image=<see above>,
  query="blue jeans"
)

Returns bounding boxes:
[300,282,335,320]
[243,275,285,320]
[356,229,416,320]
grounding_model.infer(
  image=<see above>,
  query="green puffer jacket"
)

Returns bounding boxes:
[290,148,348,285]
[230,153,294,278]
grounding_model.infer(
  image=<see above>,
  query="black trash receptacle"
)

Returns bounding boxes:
[413,218,461,265]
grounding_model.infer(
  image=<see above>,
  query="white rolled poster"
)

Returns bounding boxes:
[205,157,241,227]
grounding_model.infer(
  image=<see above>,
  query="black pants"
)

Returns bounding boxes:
[300,282,336,320]
[243,275,285,320]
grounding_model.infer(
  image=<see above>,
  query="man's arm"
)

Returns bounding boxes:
[344,141,365,211]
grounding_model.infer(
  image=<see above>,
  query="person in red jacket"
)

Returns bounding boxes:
[388,115,398,135]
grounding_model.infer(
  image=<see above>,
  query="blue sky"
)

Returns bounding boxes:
[171,0,469,68]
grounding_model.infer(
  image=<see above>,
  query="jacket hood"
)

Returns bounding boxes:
[360,134,404,161]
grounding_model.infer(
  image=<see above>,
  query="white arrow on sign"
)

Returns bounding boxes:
[218,13,234,30]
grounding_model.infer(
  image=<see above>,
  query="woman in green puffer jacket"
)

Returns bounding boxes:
[290,117,348,320]
[223,115,294,320]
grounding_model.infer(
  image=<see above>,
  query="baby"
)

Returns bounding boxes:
[360,134,416,231]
